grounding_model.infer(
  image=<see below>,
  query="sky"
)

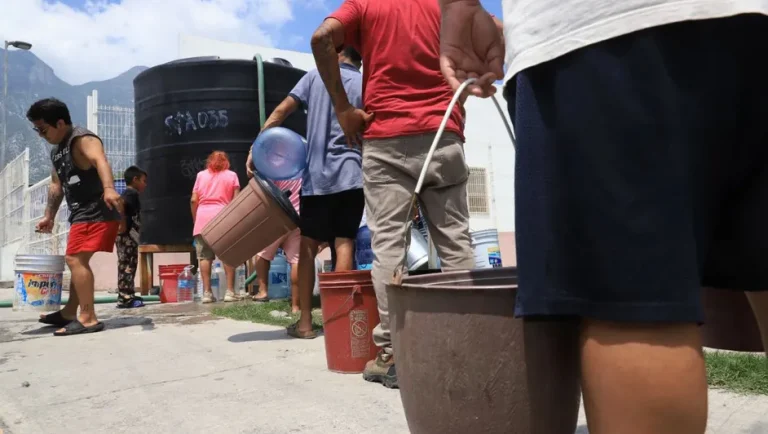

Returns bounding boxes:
[0,0,503,85]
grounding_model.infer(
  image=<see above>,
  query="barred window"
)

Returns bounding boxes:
[467,167,489,216]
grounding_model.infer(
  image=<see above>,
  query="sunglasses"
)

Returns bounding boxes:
[32,126,49,136]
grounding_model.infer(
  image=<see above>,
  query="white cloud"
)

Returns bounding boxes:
[0,0,314,85]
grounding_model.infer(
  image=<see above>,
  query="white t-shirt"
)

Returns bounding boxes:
[501,0,768,83]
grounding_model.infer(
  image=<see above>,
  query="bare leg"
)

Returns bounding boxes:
[290,261,300,313]
[59,252,98,332]
[745,292,768,357]
[199,259,212,293]
[255,257,270,300]
[224,264,235,291]
[41,279,78,321]
[581,321,707,434]
[334,237,355,271]
[296,236,320,333]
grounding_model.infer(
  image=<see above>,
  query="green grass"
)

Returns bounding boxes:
[705,351,768,395]
[212,296,323,329]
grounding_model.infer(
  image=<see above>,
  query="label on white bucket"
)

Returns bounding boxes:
[488,247,503,268]
[14,271,63,310]
[349,309,370,359]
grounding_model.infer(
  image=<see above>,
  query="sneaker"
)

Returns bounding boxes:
[116,294,144,309]
[202,292,215,304]
[224,291,239,302]
[363,350,398,389]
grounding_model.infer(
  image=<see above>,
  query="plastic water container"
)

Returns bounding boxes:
[13,255,65,312]
[211,260,226,300]
[194,268,203,303]
[251,127,307,180]
[470,229,503,269]
[355,225,373,270]
[176,266,196,303]
[268,251,291,299]
[236,265,246,293]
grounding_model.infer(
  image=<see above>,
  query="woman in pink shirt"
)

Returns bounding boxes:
[191,151,240,303]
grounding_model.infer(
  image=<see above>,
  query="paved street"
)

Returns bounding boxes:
[0,293,766,433]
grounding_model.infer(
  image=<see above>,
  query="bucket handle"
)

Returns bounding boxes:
[392,78,516,285]
[322,284,362,326]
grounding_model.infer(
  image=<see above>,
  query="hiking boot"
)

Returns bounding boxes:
[363,350,398,389]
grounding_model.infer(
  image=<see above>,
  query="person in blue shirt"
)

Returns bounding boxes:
[246,47,364,339]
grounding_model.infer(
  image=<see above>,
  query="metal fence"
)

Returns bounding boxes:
[0,149,29,246]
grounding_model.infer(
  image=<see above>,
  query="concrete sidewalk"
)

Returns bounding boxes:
[0,300,767,433]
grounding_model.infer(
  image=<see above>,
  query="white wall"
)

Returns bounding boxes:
[177,35,517,234]
[463,88,516,233]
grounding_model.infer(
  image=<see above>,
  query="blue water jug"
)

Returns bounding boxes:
[251,127,307,180]
[268,250,291,299]
[355,225,373,270]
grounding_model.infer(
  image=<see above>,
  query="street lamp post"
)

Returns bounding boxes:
[2,40,32,169]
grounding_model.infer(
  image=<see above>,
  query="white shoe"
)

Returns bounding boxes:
[224,291,238,302]
[202,292,215,304]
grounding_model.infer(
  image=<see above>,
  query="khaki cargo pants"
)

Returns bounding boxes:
[363,132,475,355]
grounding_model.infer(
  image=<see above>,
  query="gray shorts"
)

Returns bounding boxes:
[194,235,215,261]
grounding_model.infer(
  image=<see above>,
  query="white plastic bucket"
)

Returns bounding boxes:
[13,255,66,312]
[470,229,503,269]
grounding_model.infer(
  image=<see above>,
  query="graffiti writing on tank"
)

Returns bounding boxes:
[180,157,208,180]
[164,109,229,136]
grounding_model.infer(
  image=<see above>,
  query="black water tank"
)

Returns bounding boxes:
[134,57,307,246]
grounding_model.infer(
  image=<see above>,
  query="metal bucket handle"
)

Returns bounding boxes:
[392,78,517,285]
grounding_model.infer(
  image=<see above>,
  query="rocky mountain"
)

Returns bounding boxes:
[1,48,146,183]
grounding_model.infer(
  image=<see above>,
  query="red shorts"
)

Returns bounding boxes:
[66,221,120,255]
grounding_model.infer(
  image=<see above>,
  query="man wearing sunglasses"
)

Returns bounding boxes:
[27,98,123,337]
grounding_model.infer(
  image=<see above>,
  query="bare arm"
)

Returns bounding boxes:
[311,18,351,112]
[190,191,199,222]
[45,169,64,220]
[76,136,116,190]
[262,96,300,131]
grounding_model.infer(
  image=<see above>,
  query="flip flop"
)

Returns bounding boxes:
[286,322,318,339]
[53,320,105,337]
[39,311,74,327]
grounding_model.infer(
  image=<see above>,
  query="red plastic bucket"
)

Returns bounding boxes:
[319,270,381,373]
[159,264,188,303]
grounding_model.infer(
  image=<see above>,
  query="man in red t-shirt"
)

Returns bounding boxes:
[304,0,482,388]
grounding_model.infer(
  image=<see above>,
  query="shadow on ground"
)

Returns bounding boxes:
[227,329,293,343]
[19,316,155,336]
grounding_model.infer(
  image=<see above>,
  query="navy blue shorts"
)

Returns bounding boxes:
[508,14,768,323]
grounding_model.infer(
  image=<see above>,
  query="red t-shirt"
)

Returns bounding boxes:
[328,0,465,141]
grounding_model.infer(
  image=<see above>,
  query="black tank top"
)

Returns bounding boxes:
[50,126,120,224]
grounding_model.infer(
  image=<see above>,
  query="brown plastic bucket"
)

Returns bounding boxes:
[701,287,764,352]
[201,176,299,267]
[387,267,581,434]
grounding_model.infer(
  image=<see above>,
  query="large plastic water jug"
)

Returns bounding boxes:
[268,250,291,299]
[211,260,226,300]
[176,266,196,303]
[355,225,373,270]
[251,127,307,180]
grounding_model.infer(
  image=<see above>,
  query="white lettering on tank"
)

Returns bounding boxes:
[164,109,229,136]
